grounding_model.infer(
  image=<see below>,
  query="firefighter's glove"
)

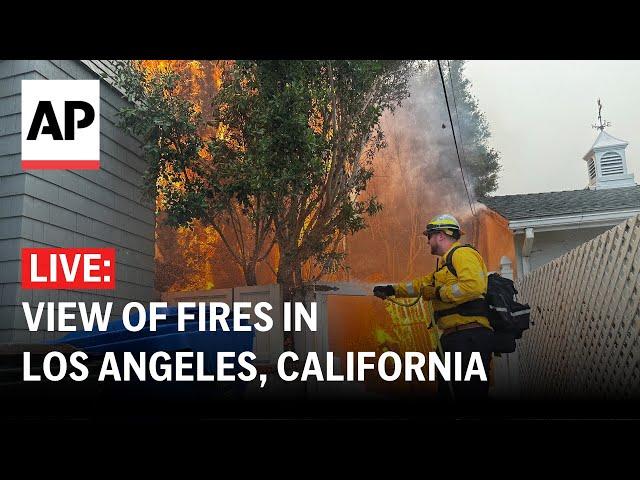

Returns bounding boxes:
[421,285,441,301]
[373,285,395,299]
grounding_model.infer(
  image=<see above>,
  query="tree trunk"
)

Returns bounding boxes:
[276,251,295,292]
[243,261,257,286]
[276,254,300,354]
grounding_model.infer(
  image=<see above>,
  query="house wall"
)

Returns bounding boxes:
[0,60,155,343]
[514,226,610,277]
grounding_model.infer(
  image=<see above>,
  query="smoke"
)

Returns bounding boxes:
[383,64,479,210]
[340,62,485,283]
[315,64,512,377]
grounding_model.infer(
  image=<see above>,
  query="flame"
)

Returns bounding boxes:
[326,294,437,395]
[155,219,220,292]
[216,122,229,141]
[143,60,237,291]
[144,63,515,395]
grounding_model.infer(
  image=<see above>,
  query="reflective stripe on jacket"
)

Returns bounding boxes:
[393,242,491,330]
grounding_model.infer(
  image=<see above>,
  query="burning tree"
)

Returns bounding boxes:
[155,220,219,292]
[339,61,503,283]
[112,60,416,294]
[111,60,271,287]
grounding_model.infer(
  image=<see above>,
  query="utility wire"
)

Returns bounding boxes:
[437,60,476,216]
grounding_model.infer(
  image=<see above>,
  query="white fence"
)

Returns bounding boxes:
[515,214,640,399]
[163,285,284,364]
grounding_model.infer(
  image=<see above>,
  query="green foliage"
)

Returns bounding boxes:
[218,60,415,283]
[426,60,502,198]
[111,60,416,286]
[111,61,208,224]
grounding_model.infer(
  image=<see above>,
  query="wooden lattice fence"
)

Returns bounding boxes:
[516,214,640,399]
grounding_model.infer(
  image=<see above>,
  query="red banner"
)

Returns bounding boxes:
[21,248,116,290]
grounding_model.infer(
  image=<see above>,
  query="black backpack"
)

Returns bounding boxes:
[443,245,531,353]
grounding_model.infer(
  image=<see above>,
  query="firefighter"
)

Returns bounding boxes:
[373,214,494,401]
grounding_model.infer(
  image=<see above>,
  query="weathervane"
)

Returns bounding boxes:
[592,98,611,131]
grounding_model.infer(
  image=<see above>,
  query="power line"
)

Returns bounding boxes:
[437,60,476,216]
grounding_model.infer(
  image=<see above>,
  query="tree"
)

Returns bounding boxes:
[112,60,274,286]
[112,60,416,293]
[211,61,416,290]
[436,60,501,198]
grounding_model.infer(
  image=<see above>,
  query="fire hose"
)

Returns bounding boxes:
[385,296,422,307]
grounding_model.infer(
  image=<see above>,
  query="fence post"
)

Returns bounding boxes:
[500,255,514,280]
[492,256,521,398]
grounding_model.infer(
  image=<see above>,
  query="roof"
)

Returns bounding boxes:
[479,185,640,221]
[584,130,628,159]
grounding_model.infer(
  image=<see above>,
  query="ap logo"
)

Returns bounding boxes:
[21,80,100,170]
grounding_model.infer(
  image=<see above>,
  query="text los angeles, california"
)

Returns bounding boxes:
[21,301,488,386]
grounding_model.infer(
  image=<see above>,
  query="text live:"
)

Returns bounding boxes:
[21,248,116,290]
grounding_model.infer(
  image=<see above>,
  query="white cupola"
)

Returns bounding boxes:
[583,130,635,190]
[583,100,636,190]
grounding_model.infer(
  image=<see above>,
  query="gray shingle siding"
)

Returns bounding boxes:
[0,60,156,343]
[480,185,640,221]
